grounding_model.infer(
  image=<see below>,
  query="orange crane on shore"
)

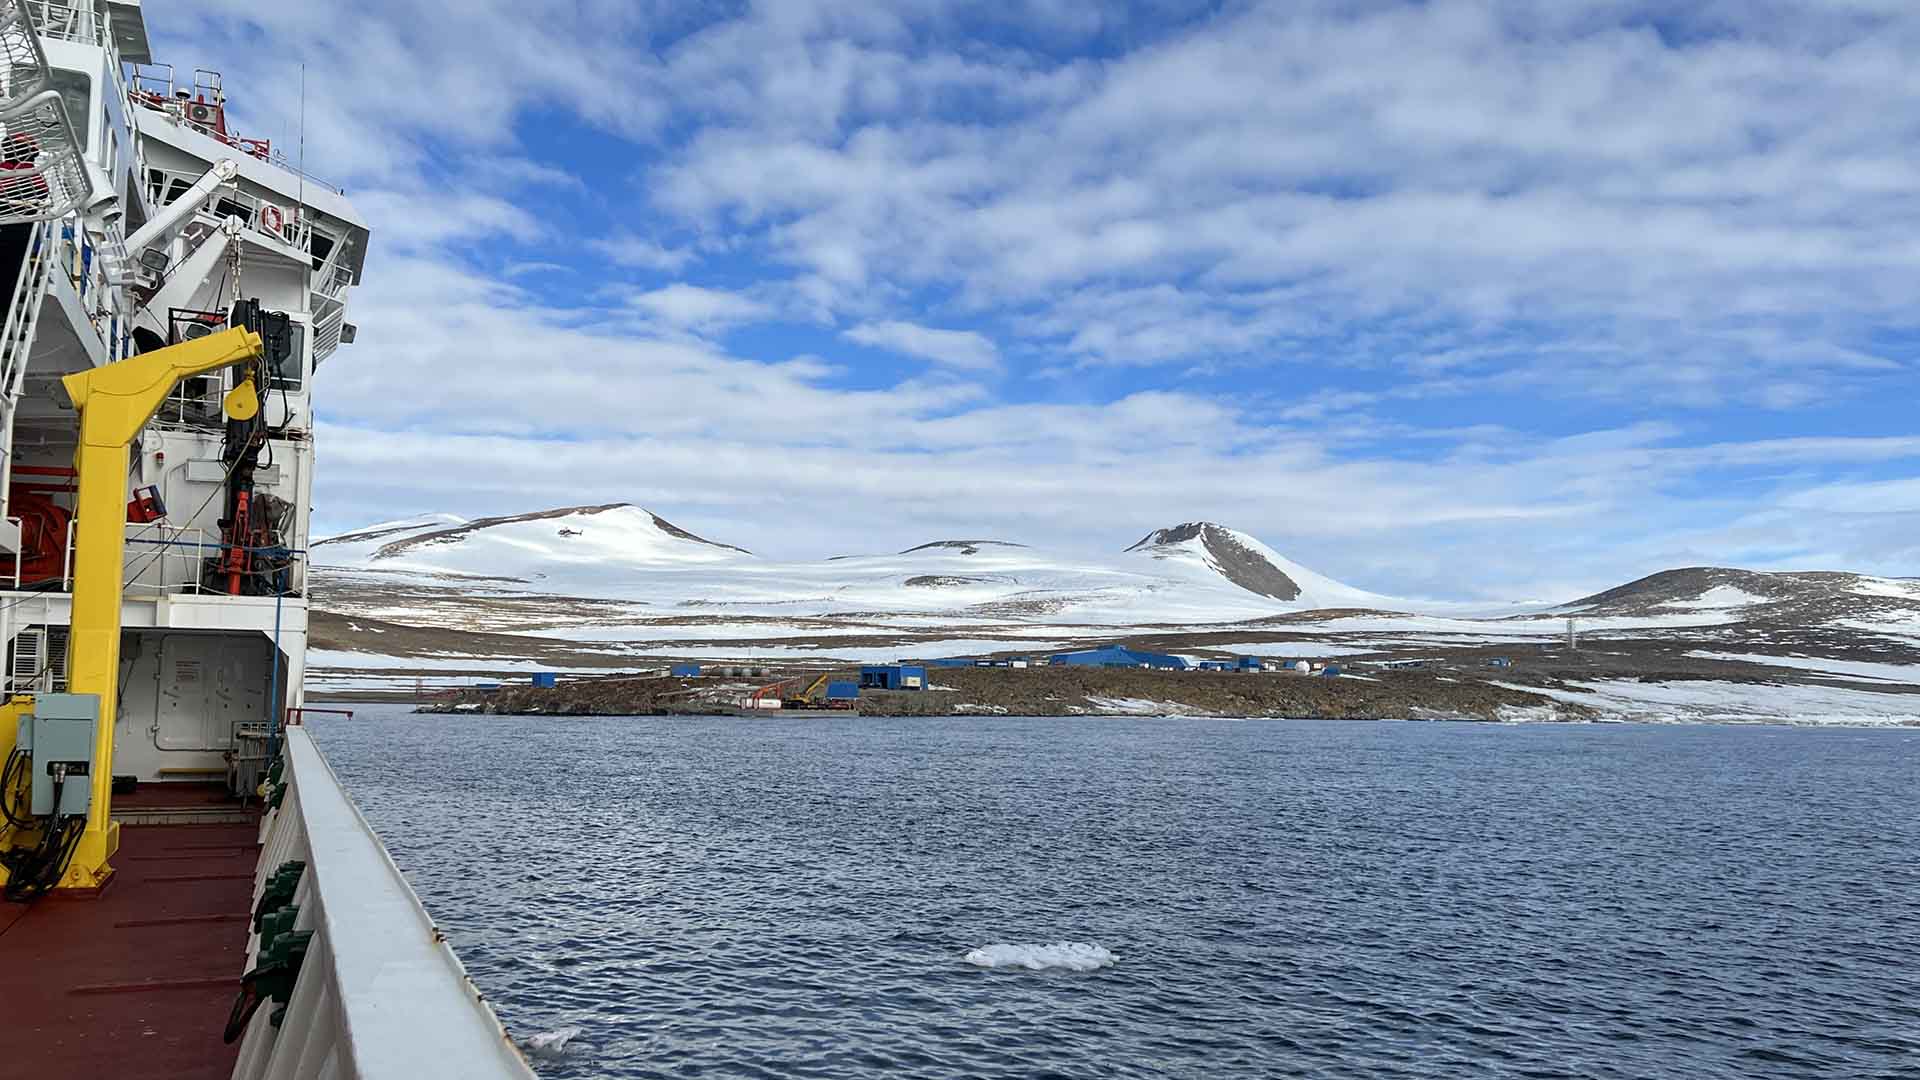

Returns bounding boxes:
[746,673,834,710]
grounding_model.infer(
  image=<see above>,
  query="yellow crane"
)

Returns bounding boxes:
[0,326,264,895]
[795,673,831,705]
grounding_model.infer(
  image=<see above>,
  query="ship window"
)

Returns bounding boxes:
[122,175,146,233]
[153,168,192,204]
[269,322,306,391]
[308,231,335,271]
[47,69,91,150]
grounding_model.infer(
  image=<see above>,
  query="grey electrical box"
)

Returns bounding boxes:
[17,693,99,817]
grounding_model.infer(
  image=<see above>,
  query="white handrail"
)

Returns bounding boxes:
[124,68,346,196]
[25,1,109,52]
[0,1,95,223]
[0,219,50,518]
[233,727,537,1079]
[142,161,312,251]
[122,521,214,595]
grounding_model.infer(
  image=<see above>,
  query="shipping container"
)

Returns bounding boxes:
[859,664,928,691]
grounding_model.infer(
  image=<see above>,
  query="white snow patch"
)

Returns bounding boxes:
[1667,585,1769,609]
[519,1026,582,1057]
[1084,696,1191,715]
[1851,577,1920,600]
[1208,642,1377,658]
[1490,679,1920,726]
[604,639,1071,662]
[1686,651,1920,685]
[963,943,1116,971]
[307,650,621,673]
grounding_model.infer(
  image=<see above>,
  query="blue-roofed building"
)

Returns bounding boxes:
[1048,647,1188,671]
[860,664,927,690]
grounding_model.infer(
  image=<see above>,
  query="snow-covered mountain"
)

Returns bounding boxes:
[1125,522,1399,609]
[1558,566,1920,625]
[313,507,1920,641]
[306,506,1920,727]
[314,508,1391,618]
[309,508,1434,664]
[313,504,752,585]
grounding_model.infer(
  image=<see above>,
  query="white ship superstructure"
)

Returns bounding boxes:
[0,0,366,787]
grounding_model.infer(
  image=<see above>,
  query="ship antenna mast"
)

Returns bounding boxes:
[296,64,306,232]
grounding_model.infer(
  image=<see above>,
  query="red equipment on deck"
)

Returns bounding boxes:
[127,484,166,524]
[2,489,72,585]
[221,489,252,595]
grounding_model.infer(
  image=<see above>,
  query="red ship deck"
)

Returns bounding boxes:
[0,785,258,1080]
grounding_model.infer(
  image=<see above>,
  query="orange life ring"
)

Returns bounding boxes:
[260,204,284,234]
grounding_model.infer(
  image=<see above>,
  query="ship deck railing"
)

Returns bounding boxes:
[53,518,304,598]
[145,163,322,253]
[233,724,537,1078]
[128,69,347,196]
[24,0,112,55]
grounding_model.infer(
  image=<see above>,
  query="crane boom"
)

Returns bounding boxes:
[51,326,263,890]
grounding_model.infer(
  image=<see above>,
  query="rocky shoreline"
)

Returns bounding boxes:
[413,665,1593,722]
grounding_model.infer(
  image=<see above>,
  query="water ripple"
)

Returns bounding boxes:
[319,711,1920,1079]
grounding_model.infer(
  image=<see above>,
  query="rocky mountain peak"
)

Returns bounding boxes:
[1126,522,1304,602]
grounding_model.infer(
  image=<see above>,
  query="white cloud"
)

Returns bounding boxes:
[624,284,769,329]
[589,234,695,271]
[302,240,1920,596]
[150,0,1920,598]
[642,0,1920,403]
[1780,477,1920,514]
[349,189,543,251]
[844,320,1001,371]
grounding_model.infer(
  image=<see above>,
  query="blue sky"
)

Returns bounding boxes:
[156,0,1920,600]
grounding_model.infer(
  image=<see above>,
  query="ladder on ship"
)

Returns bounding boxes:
[0,216,50,548]
[309,238,356,366]
[0,0,103,554]
[0,0,94,226]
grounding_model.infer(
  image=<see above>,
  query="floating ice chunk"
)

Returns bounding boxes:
[963,942,1116,971]
[519,1026,582,1057]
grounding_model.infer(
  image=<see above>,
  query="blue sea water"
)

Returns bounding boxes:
[317,710,1920,1078]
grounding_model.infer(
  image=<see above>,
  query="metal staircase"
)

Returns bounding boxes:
[0,0,94,225]
[310,245,355,366]
[0,0,103,553]
[0,216,50,544]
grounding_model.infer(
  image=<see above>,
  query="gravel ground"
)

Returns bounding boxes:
[416,664,1585,721]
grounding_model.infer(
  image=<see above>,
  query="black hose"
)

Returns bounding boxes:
[1,815,82,903]
[0,748,29,828]
[0,767,85,903]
